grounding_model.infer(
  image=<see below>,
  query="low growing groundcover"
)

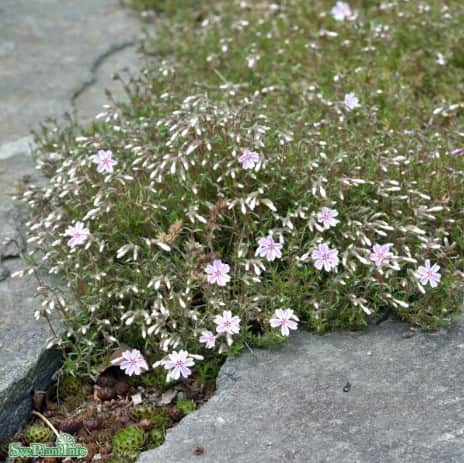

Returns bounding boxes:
[7,0,464,460]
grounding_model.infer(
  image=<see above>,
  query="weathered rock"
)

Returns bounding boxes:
[138,318,464,463]
[73,43,145,123]
[0,0,142,144]
[0,265,9,282]
[0,145,62,441]
[0,0,144,439]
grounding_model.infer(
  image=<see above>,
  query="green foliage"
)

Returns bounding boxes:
[22,0,464,377]
[111,426,145,458]
[129,405,168,428]
[197,357,224,386]
[58,375,83,399]
[141,369,171,391]
[249,332,288,349]
[147,429,165,448]
[176,399,196,415]
[23,425,54,445]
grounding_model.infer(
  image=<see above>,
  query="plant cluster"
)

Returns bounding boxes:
[19,0,464,379]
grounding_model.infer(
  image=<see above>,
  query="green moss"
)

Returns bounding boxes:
[147,429,165,448]
[23,424,54,445]
[58,375,83,399]
[129,405,168,428]
[111,426,145,458]
[176,400,196,415]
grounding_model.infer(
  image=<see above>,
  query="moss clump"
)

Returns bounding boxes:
[107,455,138,463]
[129,405,168,428]
[150,409,169,429]
[111,426,145,458]
[148,429,165,448]
[141,370,170,391]
[129,405,151,421]
[177,400,196,415]
[23,424,54,445]
[58,375,82,399]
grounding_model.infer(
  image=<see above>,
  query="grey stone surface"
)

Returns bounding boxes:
[73,43,145,124]
[139,319,464,463]
[0,0,145,439]
[0,144,61,441]
[0,0,142,144]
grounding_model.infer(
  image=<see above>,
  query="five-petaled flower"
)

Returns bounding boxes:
[312,242,339,271]
[256,234,284,262]
[214,310,240,346]
[416,260,441,288]
[199,330,216,349]
[238,148,260,169]
[205,259,231,286]
[270,309,299,336]
[344,92,361,111]
[331,1,357,21]
[111,349,149,376]
[64,221,90,248]
[91,149,118,174]
[153,350,196,382]
[370,243,393,268]
[317,207,339,230]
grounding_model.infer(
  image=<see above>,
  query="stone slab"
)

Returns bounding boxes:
[138,318,464,463]
[0,143,61,441]
[0,0,142,144]
[73,43,145,124]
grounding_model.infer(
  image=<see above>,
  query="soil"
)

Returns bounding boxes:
[3,366,216,462]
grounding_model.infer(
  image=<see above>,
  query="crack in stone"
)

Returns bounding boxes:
[71,39,138,110]
[0,264,10,281]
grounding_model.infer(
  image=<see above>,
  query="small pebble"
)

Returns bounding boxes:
[193,445,205,456]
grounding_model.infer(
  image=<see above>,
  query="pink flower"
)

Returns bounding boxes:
[270,309,299,336]
[416,260,441,288]
[344,92,361,111]
[64,221,90,248]
[312,243,339,272]
[199,330,216,349]
[256,234,284,262]
[154,350,196,382]
[317,207,339,230]
[214,310,240,346]
[205,259,231,286]
[449,148,464,156]
[331,1,357,21]
[111,349,149,376]
[238,148,259,169]
[91,149,118,173]
[370,243,393,268]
